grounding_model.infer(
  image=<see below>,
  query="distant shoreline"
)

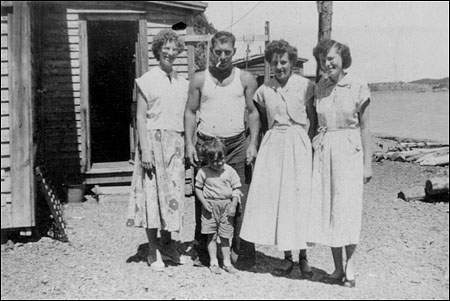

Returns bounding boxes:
[369,77,449,92]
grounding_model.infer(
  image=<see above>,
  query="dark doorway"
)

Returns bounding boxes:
[88,21,138,163]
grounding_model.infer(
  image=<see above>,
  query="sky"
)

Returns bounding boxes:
[203,1,449,83]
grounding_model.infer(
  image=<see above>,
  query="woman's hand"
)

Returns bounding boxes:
[363,166,372,184]
[202,200,213,213]
[246,143,257,165]
[141,150,155,171]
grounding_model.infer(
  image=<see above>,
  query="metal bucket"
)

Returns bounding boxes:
[66,184,85,203]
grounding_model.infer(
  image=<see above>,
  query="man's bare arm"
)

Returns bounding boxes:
[184,72,205,166]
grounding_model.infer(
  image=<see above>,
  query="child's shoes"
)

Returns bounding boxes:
[222,265,238,274]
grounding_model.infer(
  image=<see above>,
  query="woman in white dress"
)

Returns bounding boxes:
[309,39,372,287]
[240,40,316,277]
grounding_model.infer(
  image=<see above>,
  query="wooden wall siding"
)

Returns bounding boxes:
[146,20,189,78]
[39,6,82,193]
[1,9,11,228]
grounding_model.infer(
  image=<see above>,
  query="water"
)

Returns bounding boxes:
[370,91,449,143]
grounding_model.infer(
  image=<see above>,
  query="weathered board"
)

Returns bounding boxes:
[1,7,11,229]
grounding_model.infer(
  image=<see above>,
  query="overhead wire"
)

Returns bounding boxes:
[224,1,262,30]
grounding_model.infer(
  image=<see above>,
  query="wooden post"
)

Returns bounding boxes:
[186,16,196,79]
[245,43,250,70]
[264,21,270,82]
[138,19,148,76]
[79,19,90,172]
[317,1,333,41]
[316,1,333,82]
[184,33,211,75]
[10,1,35,227]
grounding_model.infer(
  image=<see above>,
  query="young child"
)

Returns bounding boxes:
[195,139,242,274]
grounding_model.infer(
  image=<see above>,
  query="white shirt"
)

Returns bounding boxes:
[135,66,188,132]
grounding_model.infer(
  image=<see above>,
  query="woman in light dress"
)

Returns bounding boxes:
[240,40,316,277]
[126,29,189,271]
[309,39,372,287]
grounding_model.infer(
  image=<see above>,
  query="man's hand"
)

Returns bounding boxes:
[185,143,199,167]
[246,143,257,165]
[363,166,372,184]
[227,202,237,217]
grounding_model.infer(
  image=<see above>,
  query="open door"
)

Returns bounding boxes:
[130,19,148,160]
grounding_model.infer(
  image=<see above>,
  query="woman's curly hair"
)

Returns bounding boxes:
[152,29,185,60]
[264,40,298,64]
[313,39,352,70]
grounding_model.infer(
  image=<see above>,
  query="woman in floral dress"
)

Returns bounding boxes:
[126,29,189,271]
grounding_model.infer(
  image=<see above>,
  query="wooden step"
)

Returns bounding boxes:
[84,161,133,185]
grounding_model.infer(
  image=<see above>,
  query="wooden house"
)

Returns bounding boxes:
[1,1,207,230]
[233,54,308,86]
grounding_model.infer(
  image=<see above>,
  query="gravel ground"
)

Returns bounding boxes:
[1,161,449,300]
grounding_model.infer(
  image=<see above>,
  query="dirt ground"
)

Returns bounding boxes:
[1,160,449,300]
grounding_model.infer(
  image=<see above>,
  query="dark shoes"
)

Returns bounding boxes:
[325,272,356,288]
[299,258,314,279]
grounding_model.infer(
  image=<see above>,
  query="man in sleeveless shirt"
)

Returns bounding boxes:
[184,31,260,269]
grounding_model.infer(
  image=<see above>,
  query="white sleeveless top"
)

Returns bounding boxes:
[135,66,188,132]
[198,68,246,138]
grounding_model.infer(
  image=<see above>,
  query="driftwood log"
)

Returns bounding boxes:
[398,177,449,202]
[419,154,449,166]
[400,142,449,149]
[397,186,426,201]
[425,177,449,196]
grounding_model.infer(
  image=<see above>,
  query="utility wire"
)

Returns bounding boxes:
[224,1,262,30]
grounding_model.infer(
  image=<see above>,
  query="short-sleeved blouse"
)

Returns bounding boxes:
[135,66,189,132]
[314,73,371,130]
[253,74,315,128]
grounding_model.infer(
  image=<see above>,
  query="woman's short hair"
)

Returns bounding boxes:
[211,31,236,48]
[203,138,225,162]
[264,40,298,64]
[152,29,185,60]
[313,39,352,70]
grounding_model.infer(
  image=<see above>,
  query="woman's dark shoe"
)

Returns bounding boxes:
[299,258,313,279]
[325,271,345,285]
[272,259,294,276]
